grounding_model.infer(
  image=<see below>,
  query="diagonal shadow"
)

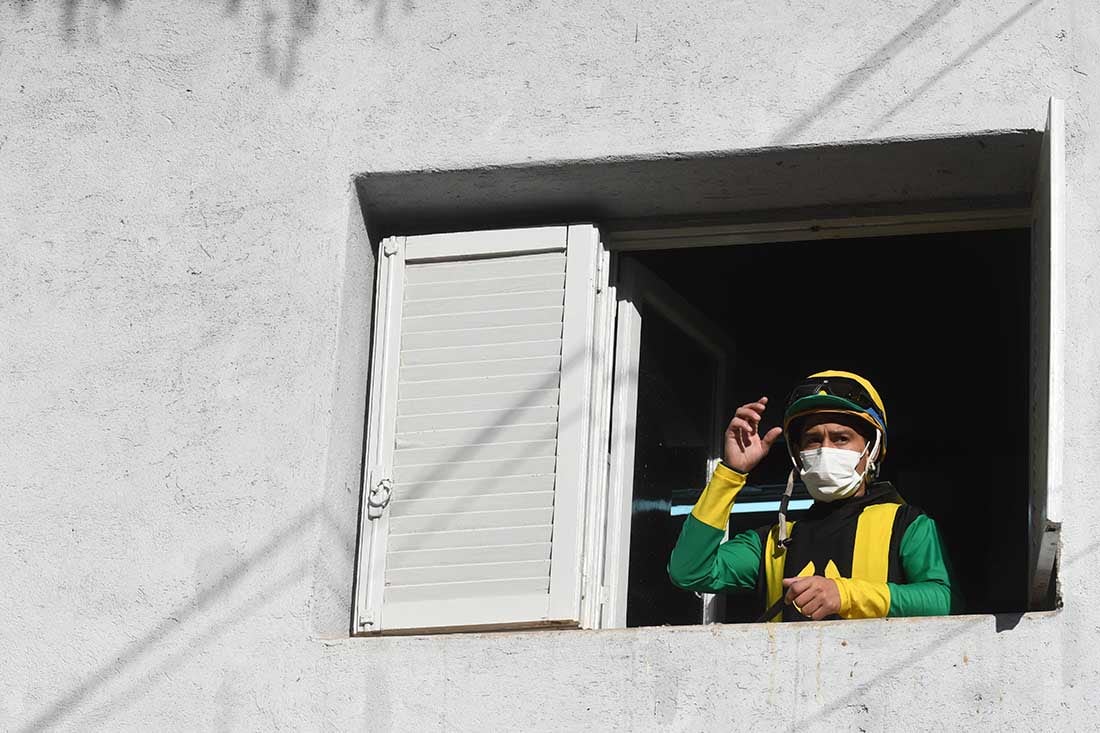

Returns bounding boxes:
[68,560,313,730]
[783,615,988,732]
[387,365,581,538]
[865,0,1045,134]
[772,0,964,145]
[17,505,327,732]
[786,525,1089,731]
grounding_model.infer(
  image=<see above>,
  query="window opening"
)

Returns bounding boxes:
[615,228,1032,624]
[351,100,1062,635]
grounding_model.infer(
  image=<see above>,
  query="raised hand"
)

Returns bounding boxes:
[723,396,783,474]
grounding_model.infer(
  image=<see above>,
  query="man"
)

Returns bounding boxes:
[668,370,958,621]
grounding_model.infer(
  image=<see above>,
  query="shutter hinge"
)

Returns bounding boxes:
[598,586,611,605]
[383,238,401,257]
[367,477,394,520]
[595,250,606,293]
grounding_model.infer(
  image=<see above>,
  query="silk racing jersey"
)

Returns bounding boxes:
[668,463,960,620]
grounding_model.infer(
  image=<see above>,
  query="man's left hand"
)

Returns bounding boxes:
[782,576,841,620]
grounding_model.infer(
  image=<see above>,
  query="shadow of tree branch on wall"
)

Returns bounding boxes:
[228,0,413,87]
[69,0,121,37]
[12,0,412,88]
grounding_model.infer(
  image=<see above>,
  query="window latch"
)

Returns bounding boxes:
[367,477,394,519]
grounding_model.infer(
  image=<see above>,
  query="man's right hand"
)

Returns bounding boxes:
[723,396,783,474]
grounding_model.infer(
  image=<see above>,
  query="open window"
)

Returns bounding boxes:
[351,99,1064,634]
[600,99,1065,623]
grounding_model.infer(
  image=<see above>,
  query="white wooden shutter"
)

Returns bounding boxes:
[1028,98,1064,608]
[354,225,599,633]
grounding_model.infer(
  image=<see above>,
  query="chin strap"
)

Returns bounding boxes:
[865,429,882,479]
[776,468,796,548]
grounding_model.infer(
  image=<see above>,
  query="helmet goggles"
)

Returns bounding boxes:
[785,376,879,413]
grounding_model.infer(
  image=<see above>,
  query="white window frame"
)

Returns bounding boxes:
[353,98,1064,634]
[1028,98,1065,607]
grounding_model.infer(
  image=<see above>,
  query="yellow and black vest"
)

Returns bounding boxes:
[754,482,923,622]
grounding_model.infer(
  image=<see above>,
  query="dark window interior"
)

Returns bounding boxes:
[621,228,1031,625]
[626,307,718,627]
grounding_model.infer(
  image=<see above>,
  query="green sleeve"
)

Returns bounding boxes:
[668,515,762,593]
[886,514,962,617]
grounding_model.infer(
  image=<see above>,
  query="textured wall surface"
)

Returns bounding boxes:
[1,0,1097,729]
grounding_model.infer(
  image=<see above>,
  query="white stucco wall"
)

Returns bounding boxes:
[2,0,1097,729]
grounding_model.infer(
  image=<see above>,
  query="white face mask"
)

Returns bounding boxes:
[798,444,869,502]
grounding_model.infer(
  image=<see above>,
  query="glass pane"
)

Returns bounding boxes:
[626,305,718,627]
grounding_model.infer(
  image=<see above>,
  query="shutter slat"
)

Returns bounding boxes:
[402,323,563,350]
[395,439,558,467]
[390,507,554,534]
[405,251,564,285]
[396,423,559,450]
[387,560,551,587]
[398,372,561,400]
[389,491,556,517]
[402,306,565,334]
[398,474,557,500]
[398,389,559,417]
[387,524,553,551]
[394,456,557,483]
[402,339,563,367]
[397,405,559,433]
[405,273,565,301]
[401,339,562,367]
[387,542,551,569]
[384,577,550,604]
[400,323,563,349]
[403,290,564,318]
[400,356,562,383]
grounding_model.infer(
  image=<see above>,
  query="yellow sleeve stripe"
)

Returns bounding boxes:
[689,462,748,529]
[835,578,891,619]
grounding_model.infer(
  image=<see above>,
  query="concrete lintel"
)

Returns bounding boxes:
[356,130,1043,238]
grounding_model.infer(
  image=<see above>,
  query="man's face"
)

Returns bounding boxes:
[797,414,870,474]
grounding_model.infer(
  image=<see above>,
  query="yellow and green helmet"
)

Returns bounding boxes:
[782,370,888,460]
